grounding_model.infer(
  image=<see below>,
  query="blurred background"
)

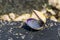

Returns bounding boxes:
[0,0,48,15]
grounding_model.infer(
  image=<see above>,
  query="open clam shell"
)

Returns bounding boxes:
[26,18,44,30]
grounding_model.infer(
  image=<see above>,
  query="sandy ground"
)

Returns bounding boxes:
[0,19,60,40]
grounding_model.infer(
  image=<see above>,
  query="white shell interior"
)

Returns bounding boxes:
[26,19,41,29]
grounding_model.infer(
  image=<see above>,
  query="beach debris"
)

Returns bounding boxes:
[33,10,46,23]
[14,14,31,21]
[48,0,60,10]
[0,14,11,21]
[9,13,16,20]
[46,8,56,15]
[50,16,58,22]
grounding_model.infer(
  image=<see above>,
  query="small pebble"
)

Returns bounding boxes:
[21,35,25,39]
[9,13,16,20]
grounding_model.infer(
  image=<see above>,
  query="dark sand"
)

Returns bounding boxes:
[0,20,60,40]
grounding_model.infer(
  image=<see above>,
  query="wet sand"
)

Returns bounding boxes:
[0,20,60,40]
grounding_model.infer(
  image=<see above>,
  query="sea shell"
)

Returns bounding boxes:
[26,18,44,30]
[33,10,46,23]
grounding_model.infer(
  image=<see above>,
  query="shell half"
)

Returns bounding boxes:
[26,18,44,30]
